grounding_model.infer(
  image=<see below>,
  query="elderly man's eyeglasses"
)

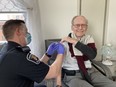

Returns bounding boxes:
[73,24,87,28]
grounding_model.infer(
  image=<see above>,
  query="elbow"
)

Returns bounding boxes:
[92,53,97,59]
[90,50,97,59]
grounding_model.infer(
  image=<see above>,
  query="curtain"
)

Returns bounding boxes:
[11,0,45,57]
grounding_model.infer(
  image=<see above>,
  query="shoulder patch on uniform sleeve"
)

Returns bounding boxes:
[26,53,40,64]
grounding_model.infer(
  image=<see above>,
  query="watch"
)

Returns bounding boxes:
[45,53,51,57]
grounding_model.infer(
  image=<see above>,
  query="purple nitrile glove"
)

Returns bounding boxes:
[46,42,58,56]
[57,43,65,54]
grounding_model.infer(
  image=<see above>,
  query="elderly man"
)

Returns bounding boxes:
[56,15,116,87]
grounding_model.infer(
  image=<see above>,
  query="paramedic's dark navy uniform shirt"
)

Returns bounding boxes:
[0,41,49,87]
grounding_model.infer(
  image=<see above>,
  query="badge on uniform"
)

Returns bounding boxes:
[26,53,40,64]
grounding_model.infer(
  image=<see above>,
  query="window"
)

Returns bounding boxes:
[0,13,25,41]
[0,0,26,42]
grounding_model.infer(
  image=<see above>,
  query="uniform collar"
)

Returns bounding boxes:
[7,41,21,50]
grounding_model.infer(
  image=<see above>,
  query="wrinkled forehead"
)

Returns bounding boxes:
[73,16,88,24]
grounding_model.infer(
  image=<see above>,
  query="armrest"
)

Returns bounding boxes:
[91,60,113,80]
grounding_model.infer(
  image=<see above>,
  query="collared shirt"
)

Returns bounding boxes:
[62,35,96,70]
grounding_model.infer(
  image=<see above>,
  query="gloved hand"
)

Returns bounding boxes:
[46,42,59,56]
[56,43,65,54]
[46,42,65,58]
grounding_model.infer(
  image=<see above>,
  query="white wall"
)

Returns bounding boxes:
[38,0,116,61]
[104,0,116,60]
[39,0,78,39]
[105,0,116,46]
[81,0,106,60]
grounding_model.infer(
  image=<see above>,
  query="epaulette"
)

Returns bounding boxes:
[16,46,31,53]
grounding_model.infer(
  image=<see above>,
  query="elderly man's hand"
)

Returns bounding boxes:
[60,37,78,45]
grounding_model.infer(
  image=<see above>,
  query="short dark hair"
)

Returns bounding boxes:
[2,19,25,40]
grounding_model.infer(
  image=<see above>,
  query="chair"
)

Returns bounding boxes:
[91,60,113,80]
[0,42,7,51]
[44,39,113,87]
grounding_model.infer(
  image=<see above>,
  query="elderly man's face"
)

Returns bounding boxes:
[72,16,88,38]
